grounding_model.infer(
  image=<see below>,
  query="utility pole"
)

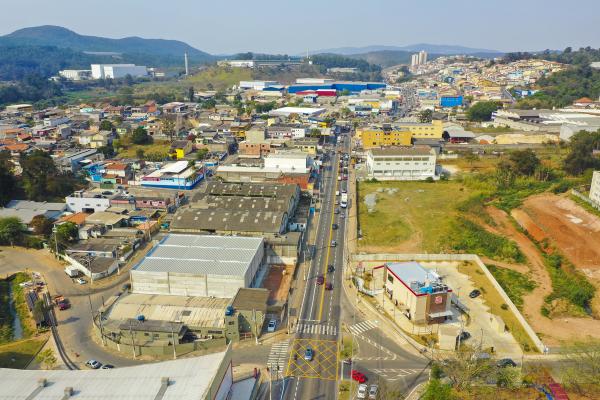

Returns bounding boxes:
[170,322,177,360]
[129,321,136,359]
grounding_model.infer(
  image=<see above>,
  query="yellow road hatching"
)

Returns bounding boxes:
[285,338,339,380]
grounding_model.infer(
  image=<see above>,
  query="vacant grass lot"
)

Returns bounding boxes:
[0,337,47,368]
[487,264,537,310]
[457,262,538,352]
[357,181,475,253]
[116,141,172,160]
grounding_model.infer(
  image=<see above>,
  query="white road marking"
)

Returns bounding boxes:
[348,320,379,336]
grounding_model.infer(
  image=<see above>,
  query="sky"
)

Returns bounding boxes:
[1,0,598,55]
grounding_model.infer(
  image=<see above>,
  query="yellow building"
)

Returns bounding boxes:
[170,140,193,159]
[359,128,412,149]
[395,120,443,139]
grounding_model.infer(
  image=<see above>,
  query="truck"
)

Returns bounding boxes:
[64,265,80,278]
[53,295,70,311]
[340,193,348,208]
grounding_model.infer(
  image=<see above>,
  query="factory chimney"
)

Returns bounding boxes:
[184,52,189,76]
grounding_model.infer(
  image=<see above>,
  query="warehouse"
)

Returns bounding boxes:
[131,234,265,298]
[366,146,437,181]
[0,348,234,400]
[170,209,288,236]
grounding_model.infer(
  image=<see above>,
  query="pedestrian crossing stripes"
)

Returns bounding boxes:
[267,340,289,371]
[348,320,378,336]
[296,323,338,336]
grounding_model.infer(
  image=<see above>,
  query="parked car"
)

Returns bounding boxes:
[316,275,325,285]
[357,384,368,399]
[85,360,102,369]
[332,224,338,230]
[76,278,87,285]
[469,289,481,298]
[330,240,337,247]
[304,348,314,361]
[497,358,517,368]
[327,265,335,273]
[334,208,340,214]
[351,369,367,383]
[267,319,277,332]
[101,364,114,369]
[368,384,379,399]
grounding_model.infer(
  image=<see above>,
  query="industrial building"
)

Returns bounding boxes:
[91,64,148,79]
[59,69,92,80]
[379,262,453,325]
[269,107,326,118]
[170,209,288,236]
[394,120,444,139]
[0,349,234,400]
[366,146,437,181]
[358,127,412,149]
[286,81,386,94]
[131,234,265,298]
[141,161,204,190]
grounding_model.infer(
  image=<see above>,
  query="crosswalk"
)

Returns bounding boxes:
[296,323,338,336]
[267,340,289,371]
[348,320,378,336]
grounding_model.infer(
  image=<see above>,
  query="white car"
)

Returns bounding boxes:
[267,319,277,332]
[76,278,87,285]
[368,384,378,399]
[85,359,102,369]
[357,383,368,399]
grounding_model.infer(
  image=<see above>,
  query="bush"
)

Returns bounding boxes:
[488,264,536,310]
[543,253,595,311]
[450,218,525,263]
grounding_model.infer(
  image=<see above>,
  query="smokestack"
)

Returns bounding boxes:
[184,52,189,76]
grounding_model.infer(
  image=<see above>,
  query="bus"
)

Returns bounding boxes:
[340,192,348,208]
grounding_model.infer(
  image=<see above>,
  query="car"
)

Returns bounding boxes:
[121,283,131,292]
[332,224,338,230]
[76,278,87,285]
[357,384,368,399]
[325,283,333,290]
[327,264,335,273]
[85,360,102,369]
[458,331,471,342]
[331,240,337,247]
[101,364,114,369]
[304,348,314,361]
[338,176,342,181]
[368,384,379,399]
[334,208,340,214]
[57,300,70,311]
[316,275,325,285]
[351,369,367,383]
[267,319,277,332]
[469,289,481,298]
[497,358,517,368]
[335,200,340,205]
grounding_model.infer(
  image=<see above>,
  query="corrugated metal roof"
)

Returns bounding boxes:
[134,234,263,277]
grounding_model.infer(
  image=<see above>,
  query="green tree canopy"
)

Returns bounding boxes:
[131,126,152,145]
[508,149,541,176]
[30,215,53,236]
[563,130,600,175]
[418,109,433,123]
[467,101,501,122]
[0,151,18,206]
[0,217,24,246]
[20,150,80,201]
[99,120,114,131]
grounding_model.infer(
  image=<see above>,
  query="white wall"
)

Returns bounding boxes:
[591,171,600,206]
[65,196,111,213]
[366,152,436,181]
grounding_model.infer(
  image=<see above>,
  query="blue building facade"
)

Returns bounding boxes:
[440,96,464,108]
[287,82,386,94]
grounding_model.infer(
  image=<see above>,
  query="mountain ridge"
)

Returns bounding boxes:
[309,43,503,56]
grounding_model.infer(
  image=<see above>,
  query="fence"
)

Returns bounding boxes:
[351,253,546,353]
[571,189,600,210]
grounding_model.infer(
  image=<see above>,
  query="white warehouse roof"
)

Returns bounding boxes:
[134,234,263,277]
[0,350,230,400]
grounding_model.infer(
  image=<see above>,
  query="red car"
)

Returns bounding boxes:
[351,370,367,383]
[316,275,324,285]
[325,283,333,290]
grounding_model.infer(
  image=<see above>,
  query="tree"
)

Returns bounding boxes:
[20,150,80,202]
[441,347,495,391]
[32,299,48,326]
[98,144,114,158]
[48,222,78,254]
[195,148,209,160]
[30,215,52,236]
[136,148,145,159]
[309,128,321,138]
[560,341,600,396]
[0,217,24,246]
[36,348,57,370]
[188,87,195,102]
[161,117,176,141]
[509,149,540,176]
[99,120,114,131]
[563,130,600,175]
[418,109,433,123]
[0,151,17,206]
[495,160,517,189]
[467,101,501,122]
[131,126,152,145]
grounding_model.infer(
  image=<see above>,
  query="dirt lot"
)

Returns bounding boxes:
[484,205,600,345]
[514,194,600,271]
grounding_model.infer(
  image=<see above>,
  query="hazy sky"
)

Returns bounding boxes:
[1,0,598,54]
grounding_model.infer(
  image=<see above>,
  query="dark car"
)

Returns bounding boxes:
[334,208,340,214]
[469,289,481,298]
[101,364,114,369]
[325,283,333,290]
[332,224,338,230]
[458,331,471,342]
[316,275,325,285]
[497,358,517,368]
[327,265,335,273]
[304,348,314,361]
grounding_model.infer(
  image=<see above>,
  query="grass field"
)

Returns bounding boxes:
[487,264,537,310]
[357,180,476,253]
[116,141,172,160]
[457,262,538,352]
[0,337,47,368]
